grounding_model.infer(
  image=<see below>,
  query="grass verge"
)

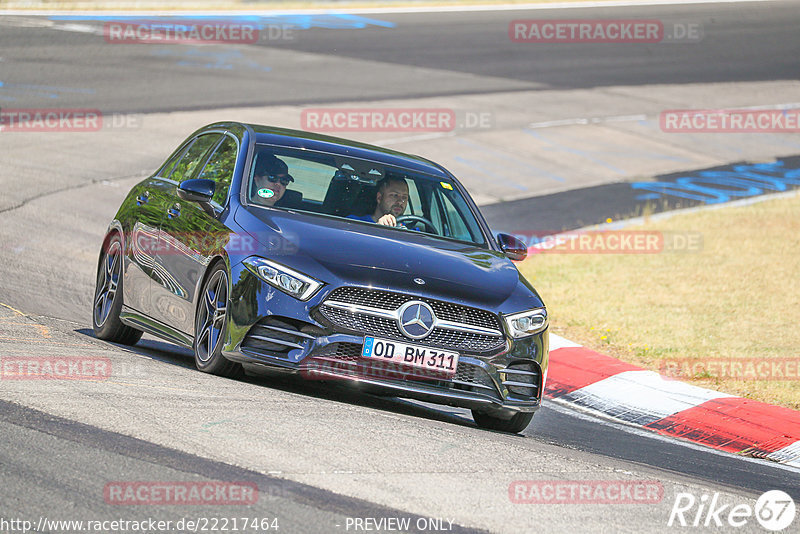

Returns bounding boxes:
[518,192,800,410]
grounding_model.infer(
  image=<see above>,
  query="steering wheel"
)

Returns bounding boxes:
[396,215,438,235]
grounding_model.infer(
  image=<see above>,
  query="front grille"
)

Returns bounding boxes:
[454,362,495,388]
[328,287,407,310]
[326,287,499,330]
[315,342,362,362]
[319,287,505,353]
[451,360,499,397]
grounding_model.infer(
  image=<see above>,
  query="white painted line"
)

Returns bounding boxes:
[728,102,800,111]
[527,118,590,128]
[528,114,646,129]
[527,102,800,131]
[374,131,455,146]
[0,0,777,17]
[567,370,733,421]
[53,23,101,34]
[550,332,581,350]
[766,440,800,468]
[602,114,650,123]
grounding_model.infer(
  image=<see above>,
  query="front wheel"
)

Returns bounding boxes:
[471,410,534,433]
[194,263,242,378]
[92,234,143,345]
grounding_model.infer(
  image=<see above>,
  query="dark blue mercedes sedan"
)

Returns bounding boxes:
[93,122,548,432]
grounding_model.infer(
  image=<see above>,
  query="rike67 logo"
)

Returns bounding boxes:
[668,490,796,531]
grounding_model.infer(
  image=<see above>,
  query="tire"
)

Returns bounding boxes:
[471,410,534,433]
[193,262,243,378]
[92,233,143,345]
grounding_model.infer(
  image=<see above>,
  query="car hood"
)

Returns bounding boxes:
[235,207,532,309]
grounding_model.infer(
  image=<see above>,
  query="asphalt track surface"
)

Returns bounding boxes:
[0,3,798,112]
[481,155,800,231]
[1,3,799,533]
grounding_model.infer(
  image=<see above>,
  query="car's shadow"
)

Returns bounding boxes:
[75,328,486,433]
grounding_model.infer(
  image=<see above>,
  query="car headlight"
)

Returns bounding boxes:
[503,308,548,338]
[243,257,323,301]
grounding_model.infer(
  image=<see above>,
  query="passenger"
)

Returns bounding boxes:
[252,155,294,207]
[349,176,409,226]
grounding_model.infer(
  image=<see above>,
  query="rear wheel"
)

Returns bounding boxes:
[194,263,242,378]
[471,410,534,433]
[92,234,143,345]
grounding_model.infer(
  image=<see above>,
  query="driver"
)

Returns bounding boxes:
[252,154,294,207]
[350,176,409,226]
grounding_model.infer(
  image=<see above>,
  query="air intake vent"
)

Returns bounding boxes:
[241,318,315,357]
[501,362,541,398]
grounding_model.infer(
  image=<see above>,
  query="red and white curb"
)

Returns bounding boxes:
[545,333,800,468]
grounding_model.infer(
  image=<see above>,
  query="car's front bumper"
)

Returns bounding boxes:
[223,263,548,418]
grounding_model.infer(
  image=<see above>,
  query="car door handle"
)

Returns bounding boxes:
[167,206,181,219]
[136,193,150,206]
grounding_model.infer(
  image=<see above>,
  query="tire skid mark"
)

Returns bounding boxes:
[0,171,149,216]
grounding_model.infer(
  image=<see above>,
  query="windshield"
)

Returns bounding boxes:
[246,144,487,246]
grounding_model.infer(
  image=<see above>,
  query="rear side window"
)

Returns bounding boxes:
[158,143,190,178]
[198,135,238,206]
[169,133,221,183]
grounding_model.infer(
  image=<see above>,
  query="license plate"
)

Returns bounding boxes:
[361,336,459,377]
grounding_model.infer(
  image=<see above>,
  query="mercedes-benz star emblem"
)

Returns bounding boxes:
[397,301,436,339]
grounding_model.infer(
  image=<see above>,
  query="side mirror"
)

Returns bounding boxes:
[177,179,216,216]
[177,178,215,202]
[497,233,527,262]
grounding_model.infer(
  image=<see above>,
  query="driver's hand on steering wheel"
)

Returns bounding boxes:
[376,214,397,226]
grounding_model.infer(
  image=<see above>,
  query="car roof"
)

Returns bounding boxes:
[205,122,452,179]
